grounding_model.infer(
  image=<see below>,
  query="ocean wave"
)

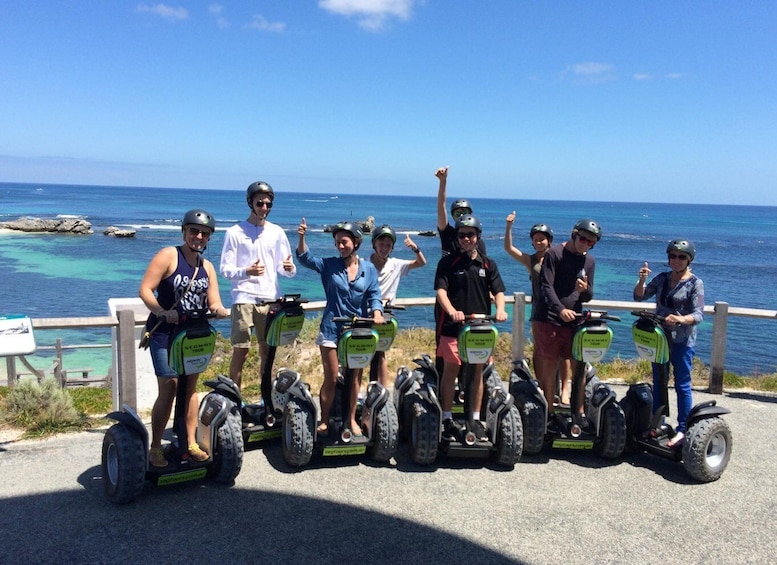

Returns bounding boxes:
[57,214,86,219]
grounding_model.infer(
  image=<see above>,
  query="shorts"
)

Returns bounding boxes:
[149,332,176,378]
[436,335,462,366]
[230,303,271,348]
[315,331,337,349]
[533,321,574,362]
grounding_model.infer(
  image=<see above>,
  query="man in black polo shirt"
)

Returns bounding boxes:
[434,214,507,441]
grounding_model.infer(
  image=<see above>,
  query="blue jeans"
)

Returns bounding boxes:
[149,332,177,378]
[652,343,694,433]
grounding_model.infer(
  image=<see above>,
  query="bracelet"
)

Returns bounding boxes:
[412,247,420,254]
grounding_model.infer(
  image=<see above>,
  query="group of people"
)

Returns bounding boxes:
[138,168,704,465]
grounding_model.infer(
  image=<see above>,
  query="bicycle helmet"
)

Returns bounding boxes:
[450,199,473,216]
[372,224,397,247]
[182,209,216,232]
[530,223,554,242]
[573,218,602,241]
[454,214,482,234]
[332,221,363,250]
[666,239,696,262]
[246,181,275,206]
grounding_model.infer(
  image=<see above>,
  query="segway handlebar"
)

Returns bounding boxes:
[631,310,667,324]
[258,294,309,306]
[575,310,621,323]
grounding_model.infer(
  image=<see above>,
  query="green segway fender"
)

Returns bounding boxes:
[572,325,613,363]
[374,315,398,352]
[265,303,305,347]
[458,322,498,365]
[169,321,217,376]
[632,321,669,364]
[337,327,379,369]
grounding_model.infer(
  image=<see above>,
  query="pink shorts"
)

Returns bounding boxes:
[436,336,462,366]
[533,321,574,362]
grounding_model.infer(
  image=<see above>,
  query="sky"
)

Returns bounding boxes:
[1,1,776,205]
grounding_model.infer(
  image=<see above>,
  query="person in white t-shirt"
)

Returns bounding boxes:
[369,224,427,384]
[220,181,296,396]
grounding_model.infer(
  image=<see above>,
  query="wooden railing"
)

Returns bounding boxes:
[4,294,776,410]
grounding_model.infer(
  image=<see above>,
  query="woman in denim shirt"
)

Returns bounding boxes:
[634,239,704,447]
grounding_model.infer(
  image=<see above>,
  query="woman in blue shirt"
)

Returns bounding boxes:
[296,218,384,436]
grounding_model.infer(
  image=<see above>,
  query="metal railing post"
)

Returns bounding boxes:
[115,309,138,411]
[512,292,526,361]
[709,301,729,394]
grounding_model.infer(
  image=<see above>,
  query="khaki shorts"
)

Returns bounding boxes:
[230,303,271,348]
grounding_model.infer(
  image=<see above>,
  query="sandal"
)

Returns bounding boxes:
[667,432,685,448]
[149,446,168,468]
[189,443,209,462]
[316,422,328,435]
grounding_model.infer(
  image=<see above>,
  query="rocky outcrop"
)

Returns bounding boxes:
[103,226,136,238]
[0,217,93,234]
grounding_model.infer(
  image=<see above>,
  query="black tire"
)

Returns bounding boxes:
[209,410,244,484]
[593,403,627,459]
[410,400,439,465]
[283,398,315,468]
[369,401,399,462]
[101,424,146,504]
[518,399,545,455]
[618,396,640,453]
[683,417,732,482]
[395,390,413,441]
[493,405,523,468]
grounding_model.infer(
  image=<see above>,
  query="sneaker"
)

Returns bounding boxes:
[149,446,168,468]
[469,420,488,441]
[667,431,685,447]
[575,413,592,433]
[189,443,209,462]
[442,418,462,441]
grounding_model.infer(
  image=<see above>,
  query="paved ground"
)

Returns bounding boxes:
[1,385,775,565]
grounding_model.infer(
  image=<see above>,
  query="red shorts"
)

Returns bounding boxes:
[533,321,574,361]
[436,336,462,366]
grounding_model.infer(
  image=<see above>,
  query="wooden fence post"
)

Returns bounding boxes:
[115,309,138,411]
[709,301,728,394]
[512,292,526,361]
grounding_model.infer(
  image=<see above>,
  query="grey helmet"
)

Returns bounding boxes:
[450,198,473,216]
[182,209,216,232]
[332,221,364,250]
[246,181,275,207]
[530,223,554,242]
[667,239,696,262]
[454,214,482,234]
[372,224,396,248]
[573,218,602,242]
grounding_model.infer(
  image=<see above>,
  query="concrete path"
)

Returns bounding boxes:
[1,385,775,565]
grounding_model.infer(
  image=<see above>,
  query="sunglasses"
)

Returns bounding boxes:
[452,209,471,219]
[577,235,596,245]
[668,253,689,260]
[254,201,273,209]
[187,226,212,238]
[457,231,477,240]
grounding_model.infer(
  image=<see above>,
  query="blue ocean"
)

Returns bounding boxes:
[2,182,776,377]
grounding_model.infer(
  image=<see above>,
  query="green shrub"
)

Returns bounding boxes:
[722,371,746,389]
[3,378,85,436]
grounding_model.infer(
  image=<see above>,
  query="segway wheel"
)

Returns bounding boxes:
[517,398,545,455]
[101,424,146,504]
[683,417,732,483]
[410,399,439,466]
[209,410,244,484]
[493,404,523,468]
[369,401,399,463]
[283,398,315,468]
[593,403,627,459]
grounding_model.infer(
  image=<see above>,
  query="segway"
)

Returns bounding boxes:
[394,315,522,468]
[240,294,306,447]
[277,315,398,468]
[509,310,626,458]
[618,310,733,482]
[101,309,244,504]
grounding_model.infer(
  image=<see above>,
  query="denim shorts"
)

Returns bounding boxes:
[149,331,177,378]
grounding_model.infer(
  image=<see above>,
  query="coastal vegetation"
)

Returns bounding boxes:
[2,317,776,438]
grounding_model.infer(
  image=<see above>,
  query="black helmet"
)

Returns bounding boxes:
[332,221,363,250]
[372,224,396,247]
[246,181,275,205]
[573,218,602,241]
[455,214,482,234]
[666,238,696,262]
[182,209,216,232]
[450,198,473,216]
[530,223,554,242]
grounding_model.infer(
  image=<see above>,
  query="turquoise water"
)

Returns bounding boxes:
[2,182,776,376]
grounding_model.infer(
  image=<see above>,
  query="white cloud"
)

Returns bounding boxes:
[208,3,229,28]
[666,72,686,80]
[572,62,613,76]
[136,3,189,21]
[633,73,653,81]
[319,0,415,31]
[245,14,286,32]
